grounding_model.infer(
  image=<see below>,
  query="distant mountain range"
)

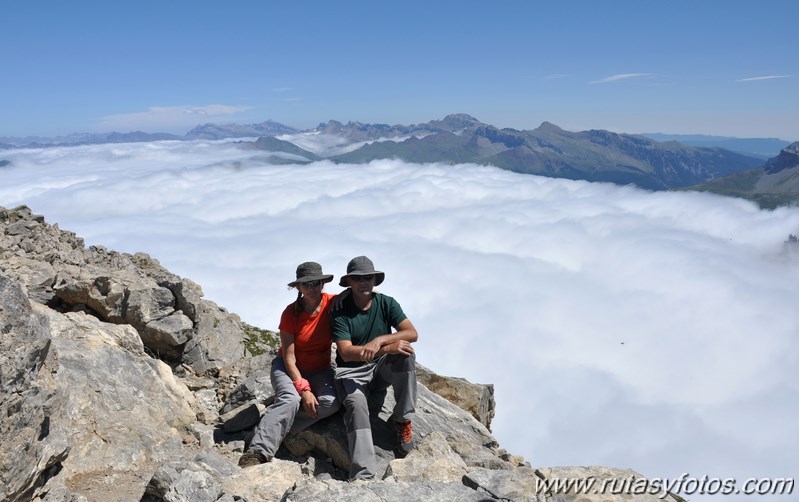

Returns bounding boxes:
[246,114,764,191]
[2,114,796,206]
[0,120,299,148]
[0,131,183,148]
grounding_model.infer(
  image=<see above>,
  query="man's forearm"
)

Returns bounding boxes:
[337,343,364,362]
[375,331,413,347]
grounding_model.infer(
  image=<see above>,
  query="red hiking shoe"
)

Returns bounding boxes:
[394,420,415,458]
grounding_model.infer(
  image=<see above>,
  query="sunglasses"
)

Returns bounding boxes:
[350,274,375,282]
[300,279,322,287]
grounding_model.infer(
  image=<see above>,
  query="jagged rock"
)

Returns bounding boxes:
[144,451,236,502]
[165,278,203,323]
[126,286,176,327]
[417,363,495,430]
[281,478,493,502]
[185,423,216,448]
[182,300,246,375]
[0,275,197,501]
[383,431,468,482]
[192,389,221,425]
[143,311,194,359]
[219,359,275,414]
[220,401,265,433]
[463,466,543,501]
[0,276,69,502]
[1,205,246,375]
[0,258,57,305]
[223,459,305,501]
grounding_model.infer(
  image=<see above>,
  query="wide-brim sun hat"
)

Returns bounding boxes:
[339,255,385,287]
[287,261,334,287]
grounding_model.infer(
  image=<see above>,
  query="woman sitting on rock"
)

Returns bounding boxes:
[239,262,342,467]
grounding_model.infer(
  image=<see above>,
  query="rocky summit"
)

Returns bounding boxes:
[1,204,674,501]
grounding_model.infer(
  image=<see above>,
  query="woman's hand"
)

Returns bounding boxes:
[300,390,319,418]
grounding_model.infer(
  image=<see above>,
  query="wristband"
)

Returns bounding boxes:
[292,378,311,395]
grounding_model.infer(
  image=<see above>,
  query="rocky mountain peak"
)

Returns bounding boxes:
[535,121,564,132]
[764,141,799,174]
[427,113,486,131]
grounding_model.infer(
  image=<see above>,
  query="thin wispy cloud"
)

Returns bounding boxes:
[272,87,292,93]
[736,75,791,82]
[590,73,653,84]
[1,140,798,502]
[98,104,253,133]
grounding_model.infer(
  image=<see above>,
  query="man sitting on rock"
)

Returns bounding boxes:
[331,256,419,480]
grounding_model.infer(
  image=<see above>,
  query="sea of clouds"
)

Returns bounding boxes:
[2,139,797,499]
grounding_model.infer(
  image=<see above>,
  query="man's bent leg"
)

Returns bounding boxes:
[374,353,417,423]
[336,364,378,480]
[343,387,375,480]
[374,353,417,458]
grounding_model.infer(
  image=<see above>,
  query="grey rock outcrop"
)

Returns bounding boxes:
[0,205,245,375]
[417,363,495,430]
[0,275,196,501]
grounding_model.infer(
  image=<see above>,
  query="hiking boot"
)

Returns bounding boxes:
[238,449,268,468]
[393,420,414,458]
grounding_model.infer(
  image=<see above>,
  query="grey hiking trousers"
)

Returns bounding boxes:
[249,356,340,460]
[335,353,417,480]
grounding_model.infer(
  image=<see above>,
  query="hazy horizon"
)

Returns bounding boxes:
[1,138,797,500]
[0,113,795,144]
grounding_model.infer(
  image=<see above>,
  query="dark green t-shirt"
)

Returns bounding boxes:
[332,293,407,368]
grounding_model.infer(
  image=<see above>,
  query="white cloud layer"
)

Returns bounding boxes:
[276,131,430,158]
[98,104,253,133]
[2,140,798,500]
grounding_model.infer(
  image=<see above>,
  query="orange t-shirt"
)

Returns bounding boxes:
[278,292,334,373]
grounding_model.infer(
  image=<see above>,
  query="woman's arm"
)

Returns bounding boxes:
[279,330,303,382]
[329,288,350,311]
[280,330,320,417]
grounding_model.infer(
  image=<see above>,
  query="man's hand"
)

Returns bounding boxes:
[384,339,414,356]
[360,339,382,361]
[300,390,319,418]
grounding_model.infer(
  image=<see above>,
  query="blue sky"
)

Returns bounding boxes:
[2,0,797,139]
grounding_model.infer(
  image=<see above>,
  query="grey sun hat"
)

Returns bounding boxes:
[287,262,334,287]
[339,256,385,287]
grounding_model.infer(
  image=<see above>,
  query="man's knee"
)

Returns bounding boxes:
[343,391,371,430]
[317,393,341,417]
[343,390,367,411]
[386,353,416,372]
